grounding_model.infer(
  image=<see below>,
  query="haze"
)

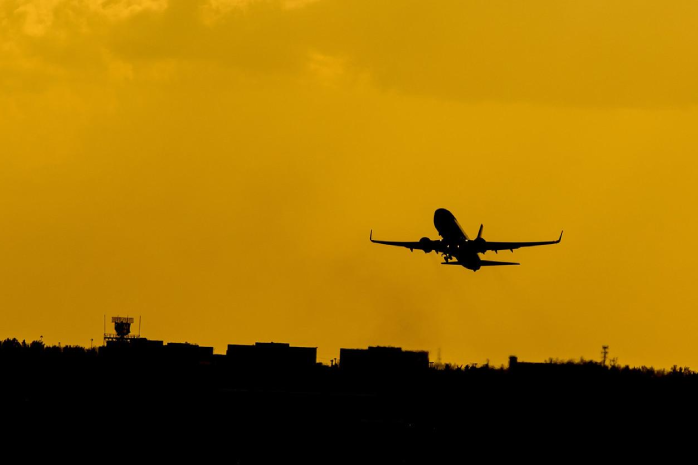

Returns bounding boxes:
[1,0,697,368]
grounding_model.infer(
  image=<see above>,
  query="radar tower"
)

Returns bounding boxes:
[104,316,141,344]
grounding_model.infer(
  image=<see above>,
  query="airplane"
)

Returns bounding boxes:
[370,208,562,271]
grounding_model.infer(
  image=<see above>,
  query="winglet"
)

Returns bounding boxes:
[476,224,484,240]
[370,230,374,242]
[557,230,564,243]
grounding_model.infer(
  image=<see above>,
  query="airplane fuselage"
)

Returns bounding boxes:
[433,208,484,271]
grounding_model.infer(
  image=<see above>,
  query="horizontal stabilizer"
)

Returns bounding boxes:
[441,260,520,266]
[479,260,519,266]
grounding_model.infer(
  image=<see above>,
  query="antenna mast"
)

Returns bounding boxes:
[601,345,609,366]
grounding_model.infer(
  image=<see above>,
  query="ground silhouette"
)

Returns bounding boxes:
[2,337,695,463]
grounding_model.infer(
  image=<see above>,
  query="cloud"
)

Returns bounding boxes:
[299,0,698,107]
[4,0,698,107]
[2,0,698,367]
[5,0,167,37]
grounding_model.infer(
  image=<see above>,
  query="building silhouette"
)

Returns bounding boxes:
[226,342,317,371]
[164,342,214,360]
[340,346,429,374]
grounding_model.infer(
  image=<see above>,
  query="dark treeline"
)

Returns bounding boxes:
[2,337,696,462]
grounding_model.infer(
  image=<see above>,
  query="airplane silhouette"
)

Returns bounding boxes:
[370,208,562,271]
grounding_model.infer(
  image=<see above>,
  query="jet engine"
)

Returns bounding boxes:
[419,237,434,253]
[472,224,486,253]
[473,236,486,252]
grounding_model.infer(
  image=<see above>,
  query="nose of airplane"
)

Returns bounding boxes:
[433,208,455,232]
[434,208,468,240]
[434,208,454,224]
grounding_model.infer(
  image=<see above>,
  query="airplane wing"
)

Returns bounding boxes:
[478,260,520,266]
[369,231,440,253]
[442,260,519,266]
[482,231,563,252]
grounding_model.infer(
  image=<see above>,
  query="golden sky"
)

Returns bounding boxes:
[2,0,698,368]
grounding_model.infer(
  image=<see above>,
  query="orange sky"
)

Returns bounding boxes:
[2,0,698,368]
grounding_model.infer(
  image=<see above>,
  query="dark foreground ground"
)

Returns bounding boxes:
[2,344,697,462]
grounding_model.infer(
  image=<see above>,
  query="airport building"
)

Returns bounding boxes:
[227,342,317,370]
[340,346,429,373]
[164,342,214,360]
